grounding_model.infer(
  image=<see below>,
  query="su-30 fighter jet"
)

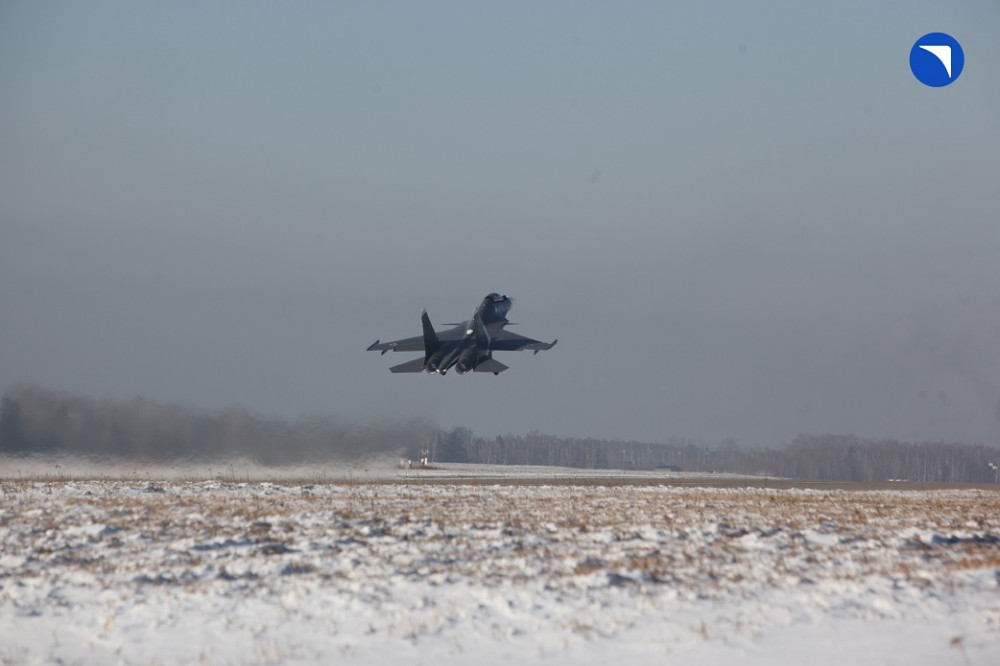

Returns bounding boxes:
[367,293,557,375]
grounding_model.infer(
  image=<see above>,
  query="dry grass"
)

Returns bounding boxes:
[2,481,998,602]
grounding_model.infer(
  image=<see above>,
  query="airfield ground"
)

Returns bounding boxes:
[1,460,998,664]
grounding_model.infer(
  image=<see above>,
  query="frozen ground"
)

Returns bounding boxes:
[1,472,999,665]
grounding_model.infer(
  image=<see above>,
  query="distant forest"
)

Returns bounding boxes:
[0,385,433,465]
[2,385,999,483]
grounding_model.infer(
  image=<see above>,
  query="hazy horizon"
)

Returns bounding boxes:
[3,2,999,447]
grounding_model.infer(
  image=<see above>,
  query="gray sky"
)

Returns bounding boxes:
[2,1,999,446]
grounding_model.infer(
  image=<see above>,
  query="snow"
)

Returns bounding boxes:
[1,470,999,664]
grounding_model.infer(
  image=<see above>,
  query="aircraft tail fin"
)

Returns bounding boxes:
[421,310,440,364]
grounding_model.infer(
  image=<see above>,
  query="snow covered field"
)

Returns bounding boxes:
[2,474,999,665]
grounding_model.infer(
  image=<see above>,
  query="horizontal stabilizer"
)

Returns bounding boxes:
[389,358,427,373]
[474,358,509,374]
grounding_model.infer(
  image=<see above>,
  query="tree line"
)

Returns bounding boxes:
[2,385,998,482]
[425,431,999,484]
[0,385,434,465]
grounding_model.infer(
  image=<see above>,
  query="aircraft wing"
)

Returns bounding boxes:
[487,326,558,353]
[367,335,423,354]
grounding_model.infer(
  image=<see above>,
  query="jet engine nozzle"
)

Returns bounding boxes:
[425,351,446,373]
[455,350,478,374]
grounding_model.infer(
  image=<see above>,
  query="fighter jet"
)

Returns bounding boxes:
[366,293,557,375]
